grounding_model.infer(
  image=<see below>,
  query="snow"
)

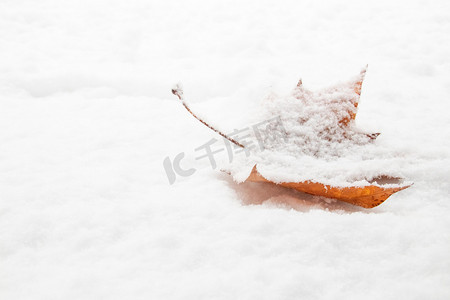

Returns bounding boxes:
[1,0,450,299]
[226,67,414,187]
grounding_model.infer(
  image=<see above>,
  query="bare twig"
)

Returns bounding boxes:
[171,85,245,148]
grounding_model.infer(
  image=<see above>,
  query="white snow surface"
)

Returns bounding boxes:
[1,0,450,299]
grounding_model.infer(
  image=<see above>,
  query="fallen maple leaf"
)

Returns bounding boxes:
[172,66,411,208]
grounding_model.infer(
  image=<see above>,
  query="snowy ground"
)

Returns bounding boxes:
[1,0,450,299]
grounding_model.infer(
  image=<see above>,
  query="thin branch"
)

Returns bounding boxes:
[171,85,245,148]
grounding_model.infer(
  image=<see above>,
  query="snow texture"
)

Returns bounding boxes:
[1,0,450,299]
[226,68,413,187]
